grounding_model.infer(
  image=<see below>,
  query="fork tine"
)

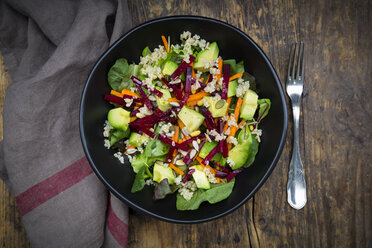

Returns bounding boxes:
[288,43,296,79]
[296,42,304,79]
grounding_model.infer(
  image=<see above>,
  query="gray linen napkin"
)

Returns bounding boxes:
[0,0,132,247]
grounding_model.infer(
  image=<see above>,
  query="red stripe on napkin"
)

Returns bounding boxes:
[15,157,93,216]
[107,200,128,247]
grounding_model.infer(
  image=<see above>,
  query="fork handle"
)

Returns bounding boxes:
[287,98,307,209]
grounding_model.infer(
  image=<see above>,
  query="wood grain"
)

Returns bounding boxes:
[0,54,30,247]
[0,0,371,247]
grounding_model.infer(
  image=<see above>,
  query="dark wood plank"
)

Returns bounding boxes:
[127,0,372,248]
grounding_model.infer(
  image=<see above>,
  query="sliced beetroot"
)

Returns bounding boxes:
[201,145,219,165]
[202,107,216,130]
[215,170,228,178]
[104,94,126,106]
[182,168,195,184]
[178,133,205,146]
[131,77,153,111]
[131,76,163,98]
[161,78,183,100]
[222,139,229,158]
[221,64,230,99]
[167,146,175,163]
[171,55,195,80]
[226,168,243,182]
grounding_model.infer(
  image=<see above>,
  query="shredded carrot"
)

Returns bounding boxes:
[187,92,209,102]
[196,156,204,165]
[161,35,169,52]
[111,90,123,98]
[223,115,231,133]
[167,97,180,103]
[216,177,221,183]
[130,117,137,122]
[126,145,135,152]
[173,126,179,142]
[178,119,185,130]
[190,62,196,78]
[234,98,243,120]
[227,143,232,150]
[229,72,243,81]
[238,119,247,129]
[225,97,232,116]
[121,89,139,98]
[187,100,198,107]
[216,59,223,81]
[169,162,184,176]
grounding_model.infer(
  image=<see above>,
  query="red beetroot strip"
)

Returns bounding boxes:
[182,169,195,184]
[226,168,243,182]
[171,55,195,81]
[131,76,163,97]
[161,78,183,100]
[131,77,153,111]
[202,107,216,130]
[104,94,125,106]
[221,64,230,99]
[201,145,219,165]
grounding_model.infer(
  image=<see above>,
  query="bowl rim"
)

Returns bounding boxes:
[80,15,288,224]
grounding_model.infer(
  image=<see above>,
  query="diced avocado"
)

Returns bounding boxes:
[129,132,150,147]
[162,60,179,76]
[228,125,253,169]
[227,80,238,98]
[191,165,210,189]
[193,42,219,71]
[177,106,205,132]
[153,162,175,184]
[107,107,130,132]
[204,96,229,118]
[155,86,172,111]
[228,142,251,170]
[240,89,258,120]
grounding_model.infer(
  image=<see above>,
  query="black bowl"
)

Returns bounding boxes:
[80,16,287,223]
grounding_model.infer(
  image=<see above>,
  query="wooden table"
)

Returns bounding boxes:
[1,0,371,247]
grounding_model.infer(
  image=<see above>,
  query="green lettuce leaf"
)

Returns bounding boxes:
[176,178,235,210]
[223,59,245,75]
[107,58,140,91]
[131,166,148,193]
[257,98,271,121]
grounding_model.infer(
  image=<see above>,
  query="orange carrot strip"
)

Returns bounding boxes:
[225,97,232,116]
[187,92,209,102]
[229,72,243,81]
[178,119,185,129]
[169,163,184,176]
[187,100,198,107]
[121,89,139,98]
[234,98,243,121]
[216,59,223,81]
[111,90,123,98]
[130,117,137,122]
[161,35,169,52]
[190,62,196,78]
[216,177,221,183]
[223,115,231,133]
[238,119,247,129]
[167,97,180,103]
[173,126,180,142]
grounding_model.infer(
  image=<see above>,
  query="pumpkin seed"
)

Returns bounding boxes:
[215,99,225,109]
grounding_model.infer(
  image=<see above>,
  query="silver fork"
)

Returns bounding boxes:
[286,42,307,210]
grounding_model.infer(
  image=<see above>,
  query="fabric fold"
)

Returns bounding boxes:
[0,0,132,247]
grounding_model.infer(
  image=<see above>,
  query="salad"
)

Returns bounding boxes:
[102,31,271,210]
